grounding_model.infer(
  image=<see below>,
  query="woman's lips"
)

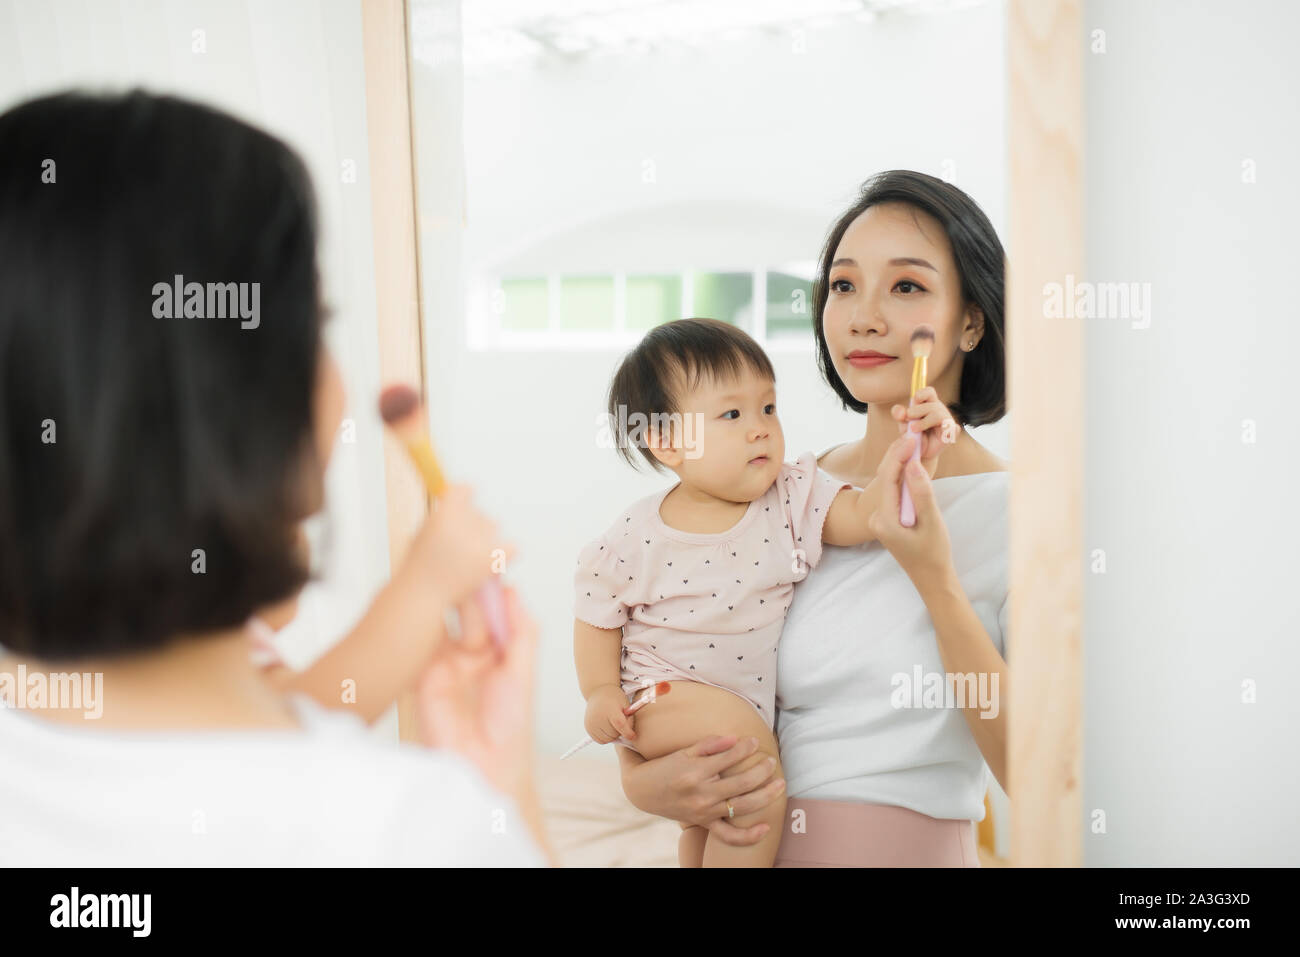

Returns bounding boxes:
[847,352,896,368]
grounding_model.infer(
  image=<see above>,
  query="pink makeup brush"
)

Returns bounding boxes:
[900,324,935,527]
[379,383,510,652]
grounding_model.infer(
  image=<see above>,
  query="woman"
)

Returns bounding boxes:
[0,90,551,866]
[617,170,1009,866]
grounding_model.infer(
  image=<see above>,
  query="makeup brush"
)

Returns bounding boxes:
[899,324,935,528]
[560,681,672,760]
[379,383,510,651]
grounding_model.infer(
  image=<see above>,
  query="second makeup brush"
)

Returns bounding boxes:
[379,383,510,651]
[899,324,935,527]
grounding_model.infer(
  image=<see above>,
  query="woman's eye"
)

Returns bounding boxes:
[721,410,739,420]
[895,280,926,294]
[830,278,853,293]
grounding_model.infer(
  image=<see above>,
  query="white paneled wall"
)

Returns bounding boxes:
[0,0,396,737]
[1083,0,1300,864]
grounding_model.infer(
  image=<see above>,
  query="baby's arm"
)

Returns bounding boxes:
[823,389,961,546]
[574,619,637,743]
[821,478,886,546]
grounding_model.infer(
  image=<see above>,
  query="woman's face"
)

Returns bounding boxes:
[821,201,982,410]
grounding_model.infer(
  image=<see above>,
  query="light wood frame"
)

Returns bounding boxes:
[1007,0,1084,867]
[361,0,428,742]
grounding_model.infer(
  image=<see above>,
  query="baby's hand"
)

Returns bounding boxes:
[891,386,957,475]
[584,684,636,744]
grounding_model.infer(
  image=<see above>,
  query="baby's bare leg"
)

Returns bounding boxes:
[628,681,786,868]
[678,824,708,867]
[701,724,785,868]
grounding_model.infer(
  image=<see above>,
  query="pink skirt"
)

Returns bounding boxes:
[773,797,980,867]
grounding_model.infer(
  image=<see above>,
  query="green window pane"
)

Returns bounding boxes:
[766,271,813,338]
[691,271,752,327]
[559,275,615,331]
[625,274,682,331]
[499,277,548,331]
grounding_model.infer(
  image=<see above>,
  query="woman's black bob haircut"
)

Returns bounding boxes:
[812,170,1006,427]
[607,317,775,475]
[0,90,325,660]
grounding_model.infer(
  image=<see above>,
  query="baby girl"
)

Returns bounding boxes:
[573,317,917,867]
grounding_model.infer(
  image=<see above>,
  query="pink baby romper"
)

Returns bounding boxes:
[574,451,850,732]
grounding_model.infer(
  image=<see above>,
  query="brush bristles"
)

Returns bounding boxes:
[379,384,421,425]
[910,324,936,359]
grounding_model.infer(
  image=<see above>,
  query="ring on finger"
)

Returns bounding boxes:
[726,801,735,820]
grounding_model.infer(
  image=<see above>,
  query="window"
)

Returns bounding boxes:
[765,270,814,339]
[498,277,548,331]
[559,276,614,330]
[690,271,751,327]
[480,263,815,349]
[625,274,681,331]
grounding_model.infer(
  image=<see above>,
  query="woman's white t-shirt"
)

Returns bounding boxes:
[0,693,548,867]
[775,463,1009,822]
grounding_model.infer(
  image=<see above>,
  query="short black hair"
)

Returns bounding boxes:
[812,170,1007,427]
[607,318,775,474]
[0,89,324,660]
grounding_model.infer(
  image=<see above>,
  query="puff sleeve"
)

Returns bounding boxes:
[779,451,851,571]
[573,535,630,630]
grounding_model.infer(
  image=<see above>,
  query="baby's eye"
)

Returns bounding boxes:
[764,404,776,415]
[721,409,740,420]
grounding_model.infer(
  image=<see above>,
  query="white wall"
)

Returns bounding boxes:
[0,0,397,736]
[415,1,1010,757]
[1083,0,1300,864]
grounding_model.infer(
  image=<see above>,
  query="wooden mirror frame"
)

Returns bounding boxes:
[361,0,1086,868]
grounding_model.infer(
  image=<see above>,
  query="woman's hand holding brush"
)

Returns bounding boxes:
[380,384,513,652]
[868,429,955,587]
[396,483,517,624]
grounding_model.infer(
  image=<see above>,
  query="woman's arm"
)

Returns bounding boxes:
[273,485,514,723]
[914,571,1008,791]
[870,436,1008,790]
[616,735,786,845]
[275,569,453,723]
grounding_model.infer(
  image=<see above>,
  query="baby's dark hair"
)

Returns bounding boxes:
[607,318,775,474]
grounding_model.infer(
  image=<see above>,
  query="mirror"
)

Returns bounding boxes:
[409,0,1012,867]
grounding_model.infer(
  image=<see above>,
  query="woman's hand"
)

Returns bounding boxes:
[414,586,538,802]
[619,735,785,846]
[868,431,955,586]
[398,483,518,609]
[890,386,958,475]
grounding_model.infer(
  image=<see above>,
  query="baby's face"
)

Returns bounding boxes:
[672,368,785,504]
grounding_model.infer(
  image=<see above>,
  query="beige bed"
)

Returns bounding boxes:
[535,752,1005,868]
[536,753,683,867]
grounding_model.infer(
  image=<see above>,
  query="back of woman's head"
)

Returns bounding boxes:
[0,89,324,660]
